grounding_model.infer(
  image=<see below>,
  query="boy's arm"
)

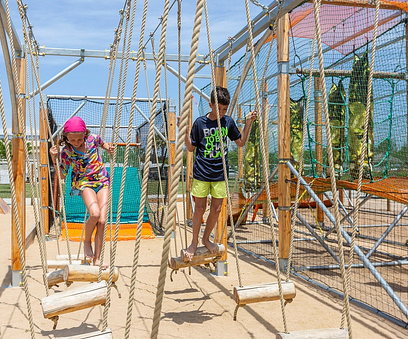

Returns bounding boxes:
[177,116,196,152]
[234,110,257,147]
[184,126,196,152]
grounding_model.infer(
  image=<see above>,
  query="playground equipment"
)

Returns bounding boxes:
[2,0,407,338]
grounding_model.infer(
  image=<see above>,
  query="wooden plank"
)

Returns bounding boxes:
[277,14,291,262]
[47,260,82,269]
[0,196,10,214]
[40,108,49,233]
[41,281,107,319]
[47,269,65,287]
[180,244,225,263]
[276,328,348,339]
[11,57,26,272]
[262,81,270,218]
[57,328,112,339]
[56,254,85,261]
[314,76,325,225]
[234,281,296,305]
[186,99,194,220]
[169,255,218,270]
[214,66,228,261]
[63,265,119,283]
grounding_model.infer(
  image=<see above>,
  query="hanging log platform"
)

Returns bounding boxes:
[56,254,86,261]
[47,269,65,287]
[58,328,113,339]
[276,328,348,338]
[234,281,296,306]
[180,244,225,262]
[47,259,82,269]
[169,244,225,270]
[41,280,107,319]
[63,265,119,283]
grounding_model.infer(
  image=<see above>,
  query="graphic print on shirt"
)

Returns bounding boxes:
[203,126,228,158]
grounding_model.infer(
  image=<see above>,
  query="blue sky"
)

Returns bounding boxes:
[0,0,265,132]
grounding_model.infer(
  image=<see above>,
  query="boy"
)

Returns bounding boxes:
[183,86,257,261]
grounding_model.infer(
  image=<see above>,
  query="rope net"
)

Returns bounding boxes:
[198,0,408,326]
[46,97,169,235]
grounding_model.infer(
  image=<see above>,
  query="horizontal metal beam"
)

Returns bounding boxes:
[217,0,305,62]
[46,95,166,102]
[30,58,84,97]
[165,63,211,102]
[34,46,207,63]
[296,68,408,80]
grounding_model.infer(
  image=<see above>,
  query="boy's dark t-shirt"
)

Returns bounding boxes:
[190,114,241,182]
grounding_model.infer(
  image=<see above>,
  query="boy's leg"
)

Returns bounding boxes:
[94,187,109,268]
[81,188,100,259]
[185,196,207,261]
[202,197,224,254]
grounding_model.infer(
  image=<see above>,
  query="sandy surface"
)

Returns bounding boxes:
[0,205,407,338]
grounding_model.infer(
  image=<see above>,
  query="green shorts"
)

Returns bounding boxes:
[191,179,226,199]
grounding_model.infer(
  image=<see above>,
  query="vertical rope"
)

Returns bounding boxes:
[344,0,381,330]
[150,1,203,338]
[101,0,138,331]
[312,0,353,335]
[243,0,288,332]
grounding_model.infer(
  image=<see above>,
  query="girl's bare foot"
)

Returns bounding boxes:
[184,243,198,261]
[203,239,218,255]
[94,259,109,270]
[84,242,94,259]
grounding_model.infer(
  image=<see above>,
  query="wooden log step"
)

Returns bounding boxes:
[169,255,218,270]
[41,281,107,319]
[56,254,86,261]
[180,244,225,263]
[47,260,82,269]
[47,269,65,287]
[234,281,296,306]
[276,328,348,339]
[58,328,112,338]
[63,265,119,283]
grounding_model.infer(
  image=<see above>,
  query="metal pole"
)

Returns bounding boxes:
[366,206,408,259]
[295,211,340,264]
[286,160,408,319]
[299,259,408,271]
[165,63,210,101]
[30,58,84,97]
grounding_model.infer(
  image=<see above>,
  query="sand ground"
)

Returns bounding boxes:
[0,205,407,338]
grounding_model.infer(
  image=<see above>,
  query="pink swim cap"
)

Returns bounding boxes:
[64,116,86,133]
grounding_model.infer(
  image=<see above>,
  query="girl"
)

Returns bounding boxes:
[50,116,114,268]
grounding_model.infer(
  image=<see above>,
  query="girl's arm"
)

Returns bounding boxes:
[49,145,67,180]
[101,142,114,156]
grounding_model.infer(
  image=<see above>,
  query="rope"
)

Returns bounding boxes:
[150,1,202,338]
[100,8,126,139]
[1,1,35,336]
[243,0,288,332]
[312,0,353,336]
[344,0,381,329]
[101,0,137,331]
[203,0,244,287]
[16,0,74,272]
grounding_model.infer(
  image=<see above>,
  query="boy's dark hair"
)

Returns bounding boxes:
[210,86,230,106]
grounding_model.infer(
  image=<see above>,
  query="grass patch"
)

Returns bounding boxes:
[0,183,32,199]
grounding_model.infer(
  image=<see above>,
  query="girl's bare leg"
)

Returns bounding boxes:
[81,188,100,259]
[93,187,109,269]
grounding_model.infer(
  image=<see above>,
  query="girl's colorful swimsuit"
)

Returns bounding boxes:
[59,134,110,196]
